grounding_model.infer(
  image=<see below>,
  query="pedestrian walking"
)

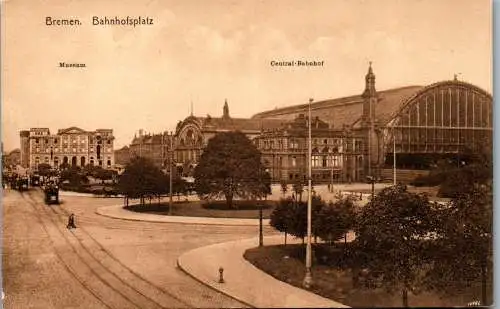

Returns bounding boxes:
[67,213,76,229]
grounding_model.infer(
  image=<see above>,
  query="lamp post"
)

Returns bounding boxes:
[366,175,375,199]
[393,126,397,186]
[303,98,313,289]
[169,131,174,215]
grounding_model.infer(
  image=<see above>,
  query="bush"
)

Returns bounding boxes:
[60,183,92,193]
[202,200,274,210]
[410,172,447,187]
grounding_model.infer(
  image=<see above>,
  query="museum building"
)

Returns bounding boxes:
[19,127,115,170]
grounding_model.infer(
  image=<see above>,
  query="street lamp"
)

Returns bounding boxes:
[169,131,174,215]
[303,98,314,289]
[366,175,375,199]
[393,126,397,186]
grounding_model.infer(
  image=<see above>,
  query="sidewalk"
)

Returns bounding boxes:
[177,236,349,308]
[96,204,270,226]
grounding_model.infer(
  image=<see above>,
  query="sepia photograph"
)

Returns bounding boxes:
[1,0,493,307]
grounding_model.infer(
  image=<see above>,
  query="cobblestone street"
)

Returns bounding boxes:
[2,189,278,308]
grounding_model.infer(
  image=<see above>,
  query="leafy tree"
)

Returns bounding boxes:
[270,198,293,245]
[59,162,70,170]
[353,184,435,307]
[427,182,493,305]
[37,163,52,176]
[194,131,270,208]
[316,196,357,245]
[173,177,187,200]
[118,157,166,206]
[292,180,304,202]
[284,195,325,243]
[60,166,88,186]
[93,167,116,184]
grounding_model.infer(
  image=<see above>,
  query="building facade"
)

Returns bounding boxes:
[126,64,492,184]
[253,64,493,182]
[19,127,115,170]
[255,115,365,183]
[128,130,174,170]
[172,100,283,176]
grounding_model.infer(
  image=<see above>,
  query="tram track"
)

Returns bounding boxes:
[23,190,192,309]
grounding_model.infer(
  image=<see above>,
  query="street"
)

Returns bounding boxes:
[3,188,278,309]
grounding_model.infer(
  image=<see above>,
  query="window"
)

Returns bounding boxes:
[107,140,111,144]
[312,155,320,167]
[332,156,339,167]
[292,156,296,167]
[107,160,111,166]
[323,139,328,144]
[45,139,48,144]
[54,138,58,144]
[322,156,327,167]
[35,138,39,144]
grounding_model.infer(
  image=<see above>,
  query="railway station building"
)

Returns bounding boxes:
[252,64,493,183]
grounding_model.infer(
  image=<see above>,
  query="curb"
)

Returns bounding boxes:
[176,258,255,308]
[95,205,272,227]
[177,237,349,308]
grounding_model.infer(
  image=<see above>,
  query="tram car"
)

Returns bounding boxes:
[30,174,41,187]
[44,183,59,205]
[15,177,30,191]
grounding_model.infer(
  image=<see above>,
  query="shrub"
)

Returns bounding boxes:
[202,200,274,210]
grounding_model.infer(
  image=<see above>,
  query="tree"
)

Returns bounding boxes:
[283,195,325,244]
[93,167,115,184]
[270,198,293,245]
[354,184,435,307]
[316,196,357,245]
[427,182,493,305]
[37,163,52,176]
[292,180,304,202]
[117,157,166,206]
[173,176,187,200]
[194,131,270,208]
[60,166,88,186]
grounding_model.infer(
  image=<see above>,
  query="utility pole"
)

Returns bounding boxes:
[393,126,397,186]
[303,98,313,289]
[169,131,174,215]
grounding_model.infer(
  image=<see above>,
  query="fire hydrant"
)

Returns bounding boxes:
[218,267,225,283]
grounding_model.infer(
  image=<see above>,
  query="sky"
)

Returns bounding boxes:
[1,0,492,151]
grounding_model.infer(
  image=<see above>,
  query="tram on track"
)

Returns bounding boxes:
[14,177,29,191]
[44,183,59,205]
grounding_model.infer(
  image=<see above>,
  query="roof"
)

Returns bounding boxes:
[131,133,171,145]
[194,116,284,132]
[252,86,424,129]
[57,127,87,134]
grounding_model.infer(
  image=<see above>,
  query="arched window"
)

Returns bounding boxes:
[81,157,86,167]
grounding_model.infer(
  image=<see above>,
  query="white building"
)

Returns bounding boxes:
[20,127,115,170]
